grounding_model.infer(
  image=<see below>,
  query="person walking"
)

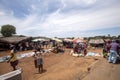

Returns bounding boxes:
[108,40,120,64]
[7,47,19,70]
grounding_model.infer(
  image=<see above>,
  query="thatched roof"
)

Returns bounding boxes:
[72,38,86,43]
[0,36,31,44]
[104,39,111,42]
[89,39,104,44]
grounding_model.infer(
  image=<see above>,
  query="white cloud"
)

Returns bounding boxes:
[42,4,120,31]
[0,11,5,16]
[0,0,120,37]
[60,0,97,9]
[82,0,97,4]
[30,4,37,11]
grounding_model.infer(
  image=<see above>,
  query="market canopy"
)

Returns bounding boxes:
[51,38,62,42]
[0,36,31,44]
[64,38,73,42]
[32,38,49,42]
[72,38,86,43]
[89,39,105,44]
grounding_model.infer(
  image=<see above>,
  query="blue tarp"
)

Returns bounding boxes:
[0,52,35,63]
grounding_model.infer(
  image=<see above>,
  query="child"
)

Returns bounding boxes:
[37,52,43,73]
[33,50,43,73]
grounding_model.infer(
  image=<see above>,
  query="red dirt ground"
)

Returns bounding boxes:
[0,48,103,80]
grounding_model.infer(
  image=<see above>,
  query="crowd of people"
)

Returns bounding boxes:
[71,42,87,56]
[103,40,120,64]
[7,40,65,72]
[7,39,120,74]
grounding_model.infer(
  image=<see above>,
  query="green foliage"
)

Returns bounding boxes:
[1,24,16,37]
[118,35,120,39]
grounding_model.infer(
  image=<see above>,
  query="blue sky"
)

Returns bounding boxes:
[0,0,120,38]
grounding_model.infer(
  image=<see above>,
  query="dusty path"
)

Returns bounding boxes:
[1,48,120,80]
[0,49,97,80]
[82,58,120,80]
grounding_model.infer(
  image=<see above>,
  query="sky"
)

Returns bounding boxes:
[0,0,120,38]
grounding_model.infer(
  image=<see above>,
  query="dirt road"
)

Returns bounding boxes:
[2,48,118,80]
[82,58,120,80]
[0,49,97,80]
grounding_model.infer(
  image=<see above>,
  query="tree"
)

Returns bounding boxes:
[1,24,16,37]
[108,34,110,37]
[118,35,120,39]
